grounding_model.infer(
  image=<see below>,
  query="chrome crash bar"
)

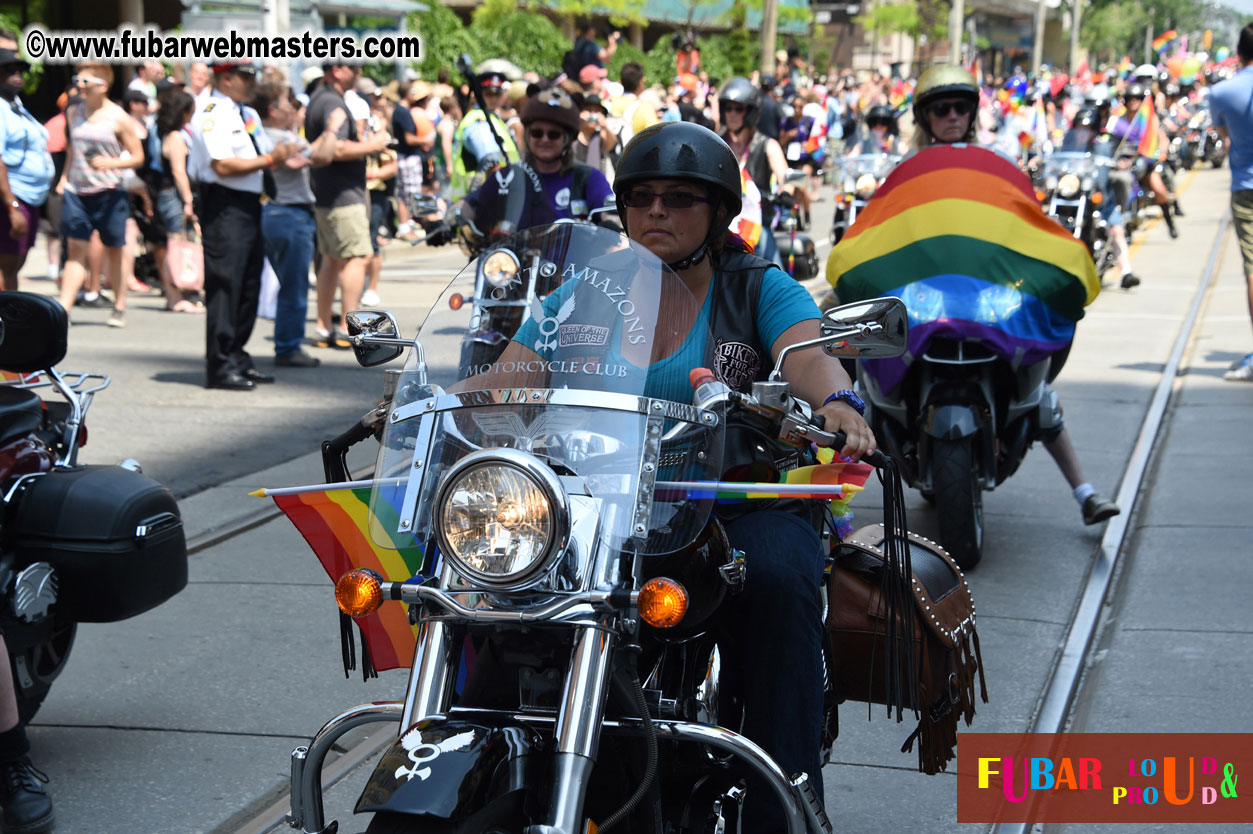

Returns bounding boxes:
[287,704,829,834]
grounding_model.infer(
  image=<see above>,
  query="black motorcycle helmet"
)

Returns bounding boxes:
[1125,83,1149,103]
[865,104,896,132]
[1073,106,1101,130]
[613,122,743,271]
[717,76,762,130]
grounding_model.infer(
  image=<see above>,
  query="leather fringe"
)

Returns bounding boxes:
[875,457,918,723]
[339,611,379,682]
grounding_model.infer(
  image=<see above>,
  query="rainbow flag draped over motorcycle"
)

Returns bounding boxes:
[825,145,1100,392]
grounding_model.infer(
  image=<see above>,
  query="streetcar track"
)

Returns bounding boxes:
[990,203,1232,834]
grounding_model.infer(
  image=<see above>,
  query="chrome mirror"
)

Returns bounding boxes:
[820,297,908,358]
[345,310,406,367]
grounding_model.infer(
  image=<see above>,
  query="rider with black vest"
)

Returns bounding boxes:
[614,121,873,832]
[427,88,613,245]
[717,77,802,232]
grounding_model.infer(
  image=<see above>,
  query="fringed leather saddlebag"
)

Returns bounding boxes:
[824,523,988,774]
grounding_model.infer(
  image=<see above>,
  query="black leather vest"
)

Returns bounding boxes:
[707,248,774,393]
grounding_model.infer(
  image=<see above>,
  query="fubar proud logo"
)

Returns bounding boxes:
[956,733,1250,823]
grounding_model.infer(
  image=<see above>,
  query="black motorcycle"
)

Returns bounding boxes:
[1037,151,1116,278]
[0,292,188,719]
[286,223,910,834]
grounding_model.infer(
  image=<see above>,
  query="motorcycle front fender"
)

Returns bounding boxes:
[355,717,543,822]
[922,403,986,440]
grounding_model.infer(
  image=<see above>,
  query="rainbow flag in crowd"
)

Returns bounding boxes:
[732,165,764,249]
[1152,29,1178,54]
[258,482,427,671]
[1118,55,1134,77]
[825,145,1099,392]
[1131,95,1161,159]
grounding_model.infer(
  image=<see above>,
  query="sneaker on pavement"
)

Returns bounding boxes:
[76,293,111,309]
[106,308,126,328]
[1120,273,1141,289]
[1082,493,1120,525]
[312,328,350,349]
[1223,362,1253,382]
[0,756,54,834]
[1228,351,1253,371]
[360,288,380,307]
[275,350,321,367]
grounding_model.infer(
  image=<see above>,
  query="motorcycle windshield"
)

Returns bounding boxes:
[371,223,724,560]
[1042,152,1095,180]
[1059,129,1094,153]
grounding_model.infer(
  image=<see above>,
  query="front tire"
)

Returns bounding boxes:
[931,438,984,570]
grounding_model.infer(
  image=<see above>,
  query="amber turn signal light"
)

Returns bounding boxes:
[336,569,383,617]
[1090,191,1103,204]
[449,293,465,311]
[638,577,688,628]
[1035,189,1047,202]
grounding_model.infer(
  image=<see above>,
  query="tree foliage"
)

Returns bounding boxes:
[1079,0,1219,63]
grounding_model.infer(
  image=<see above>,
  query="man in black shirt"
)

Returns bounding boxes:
[305,63,390,348]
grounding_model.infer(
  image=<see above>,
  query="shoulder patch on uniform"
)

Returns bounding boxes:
[203,103,216,113]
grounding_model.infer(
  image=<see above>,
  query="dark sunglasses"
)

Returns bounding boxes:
[867,119,893,129]
[528,127,565,141]
[622,188,711,209]
[929,100,973,118]
[722,102,747,113]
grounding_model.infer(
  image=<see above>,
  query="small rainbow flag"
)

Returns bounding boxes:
[825,145,1099,392]
[1131,95,1161,160]
[1118,55,1134,77]
[732,166,763,249]
[257,483,427,671]
[1152,30,1177,54]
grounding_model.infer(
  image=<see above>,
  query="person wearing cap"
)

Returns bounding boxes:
[306,63,392,350]
[56,62,145,328]
[572,92,617,177]
[188,62,304,390]
[0,47,52,292]
[449,71,519,201]
[578,63,607,95]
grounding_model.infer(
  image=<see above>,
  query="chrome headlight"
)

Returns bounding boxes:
[1057,173,1082,199]
[435,448,569,589]
[854,173,878,199]
[480,249,520,289]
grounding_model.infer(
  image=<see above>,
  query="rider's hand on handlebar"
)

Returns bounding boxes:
[815,400,876,462]
[424,220,454,247]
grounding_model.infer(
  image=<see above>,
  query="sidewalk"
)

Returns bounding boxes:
[1059,178,1253,832]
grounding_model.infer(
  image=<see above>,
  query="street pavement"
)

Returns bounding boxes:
[13,167,1252,834]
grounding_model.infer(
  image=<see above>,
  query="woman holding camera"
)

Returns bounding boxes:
[573,92,617,178]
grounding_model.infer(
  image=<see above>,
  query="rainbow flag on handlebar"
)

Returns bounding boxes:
[258,484,426,672]
[825,145,1099,392]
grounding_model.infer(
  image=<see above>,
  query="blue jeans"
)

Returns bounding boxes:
[262,203,316,357]
[720,509,826,831]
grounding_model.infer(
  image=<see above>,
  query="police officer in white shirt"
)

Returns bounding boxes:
[188,62,303,390]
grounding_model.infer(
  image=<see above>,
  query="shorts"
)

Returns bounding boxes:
[396,154,424,207]
[0,199,39,257]
[155,187,187,236]
[314,203,372,260]
[1231,190,1253,278]
[60,188,128,248]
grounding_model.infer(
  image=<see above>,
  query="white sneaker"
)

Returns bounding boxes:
[1223,362,1253,382]
[360,289,380,307]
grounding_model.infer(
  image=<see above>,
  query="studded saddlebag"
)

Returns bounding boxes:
[824,523,988,774]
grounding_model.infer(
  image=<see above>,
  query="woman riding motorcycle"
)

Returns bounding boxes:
[491,120,874,830]
[1109,83,1179,238]
[907,66,1120,524]
[427,88,614,245]
[847,104,905,156]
